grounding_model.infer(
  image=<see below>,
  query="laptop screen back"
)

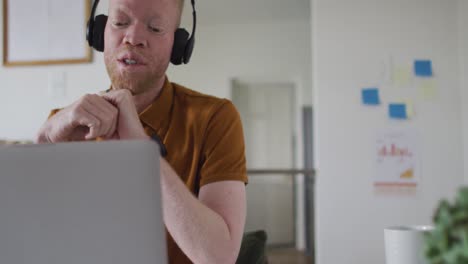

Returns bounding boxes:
[0,140,167,264]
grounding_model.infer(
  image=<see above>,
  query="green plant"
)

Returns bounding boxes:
[425,187,468,264]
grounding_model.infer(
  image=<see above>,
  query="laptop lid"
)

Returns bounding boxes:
[0,140,167,264]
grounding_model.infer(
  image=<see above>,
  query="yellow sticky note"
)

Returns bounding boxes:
[419,80,437,100]
[393,66,412,87]
[404,100,414,118]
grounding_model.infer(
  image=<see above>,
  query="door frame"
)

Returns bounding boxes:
[230,75,307,250]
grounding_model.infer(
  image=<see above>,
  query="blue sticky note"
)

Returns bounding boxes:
[362,88,380,105]
[414,60,433,77]
[389,103,408,119]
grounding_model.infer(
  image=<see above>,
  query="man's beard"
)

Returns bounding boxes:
[104,51,164,95]
[106,65,154,95]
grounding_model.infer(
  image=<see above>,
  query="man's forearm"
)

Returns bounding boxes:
[160,158,240,264]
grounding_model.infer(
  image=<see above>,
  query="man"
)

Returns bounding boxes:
[35,0,248,263]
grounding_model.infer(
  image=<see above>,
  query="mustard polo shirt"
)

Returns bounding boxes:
[48,77,248,263]
[141,78,248,263]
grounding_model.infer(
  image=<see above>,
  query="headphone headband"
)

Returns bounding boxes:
[191,0,196,38]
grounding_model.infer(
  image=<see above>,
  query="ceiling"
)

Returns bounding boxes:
[181,0,311,25]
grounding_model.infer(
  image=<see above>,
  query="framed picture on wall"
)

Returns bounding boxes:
[2,0,92,67]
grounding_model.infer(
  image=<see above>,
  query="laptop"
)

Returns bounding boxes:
[0,140,167,264]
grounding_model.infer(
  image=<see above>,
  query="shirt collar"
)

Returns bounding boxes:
[139,77,174,136]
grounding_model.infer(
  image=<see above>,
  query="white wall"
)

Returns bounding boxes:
[312,0,464,263]
[167,21,312,105]
[0,1,109,140]
[0,3,311,141]
[460,0,468,184]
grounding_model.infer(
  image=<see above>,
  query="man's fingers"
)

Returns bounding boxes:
[73,110,101,140]
[100,89,147,140]
[85,95,119,138]
[108,114,118,139]
[100,91,131,138]
[79,95,117,138]
[88,94,118,118]
[105,102,119,139]
[79,99,108,137]
[101,89,132,105]
[110,131,120,140]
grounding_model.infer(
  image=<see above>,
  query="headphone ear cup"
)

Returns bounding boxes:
[183,36,195,64]
[171,29,189,65]
[92,15,108,52]
[86,18,94,47]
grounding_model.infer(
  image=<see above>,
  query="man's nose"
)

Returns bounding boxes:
[123,23,148,48]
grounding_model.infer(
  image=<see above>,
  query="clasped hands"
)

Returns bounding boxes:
[38,89,148,143]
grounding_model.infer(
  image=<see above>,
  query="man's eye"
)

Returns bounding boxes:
[149,26,162,33]
[113,21,128,27]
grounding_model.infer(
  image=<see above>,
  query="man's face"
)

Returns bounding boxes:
[104,0,179,95]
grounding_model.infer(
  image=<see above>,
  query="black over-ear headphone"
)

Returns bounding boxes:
[86,0,196,65]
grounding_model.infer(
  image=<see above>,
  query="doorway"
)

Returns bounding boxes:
[232,79,297,246]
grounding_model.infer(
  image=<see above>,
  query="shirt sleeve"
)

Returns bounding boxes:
[47,109,62,119]
[199,100,248,187]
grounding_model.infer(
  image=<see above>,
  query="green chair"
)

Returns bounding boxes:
[236,230,268,264]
